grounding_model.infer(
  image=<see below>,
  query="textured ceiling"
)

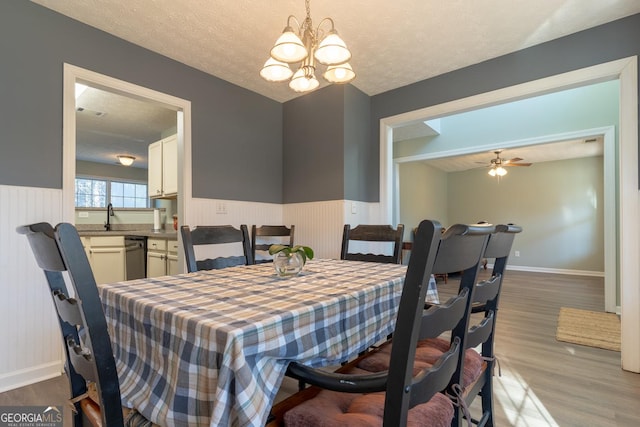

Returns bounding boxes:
[75,87,176,168]
[36,0,634,168]
[32,0,640,103]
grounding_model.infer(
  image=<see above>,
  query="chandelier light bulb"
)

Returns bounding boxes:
[289,68,319,92]
[271,29,308,63]
[260,58,293,82]
[315,31,351,65]
[323,63,355,83]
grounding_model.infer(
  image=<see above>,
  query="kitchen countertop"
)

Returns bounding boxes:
[77,227,178,240]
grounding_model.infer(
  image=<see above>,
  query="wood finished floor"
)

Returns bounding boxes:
[2,270,639,426]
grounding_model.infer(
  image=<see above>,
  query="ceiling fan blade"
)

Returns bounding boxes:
[506,157,523,163]
[505,162,532,166]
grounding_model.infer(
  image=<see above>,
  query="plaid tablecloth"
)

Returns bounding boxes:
[99,259,421,427]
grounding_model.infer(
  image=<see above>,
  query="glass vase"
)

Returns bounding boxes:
[273,251,304,277]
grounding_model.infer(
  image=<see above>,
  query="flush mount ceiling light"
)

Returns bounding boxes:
[260,0,355,93]
[117,155,135,166]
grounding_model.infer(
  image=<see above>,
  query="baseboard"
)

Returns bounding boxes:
[497,264,605,277]
[0,360,64,393]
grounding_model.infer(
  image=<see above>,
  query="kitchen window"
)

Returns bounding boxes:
[75,177,149,208]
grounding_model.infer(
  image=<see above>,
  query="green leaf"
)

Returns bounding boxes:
[268,244,290,255]
[268,244,314,264]
[301,246,314,260]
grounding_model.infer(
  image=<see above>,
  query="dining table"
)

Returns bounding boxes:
[98,258,431,427]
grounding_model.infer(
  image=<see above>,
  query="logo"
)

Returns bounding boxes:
[0,406,63,427]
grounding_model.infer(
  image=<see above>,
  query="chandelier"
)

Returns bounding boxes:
[260,0,355,93]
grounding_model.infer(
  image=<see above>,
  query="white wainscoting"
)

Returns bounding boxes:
[184,198,286,263]
[284,200,382,259]
[0,195,383,392]
[0,185,64,392]
[188,198,285,228]
[187,198,383,261]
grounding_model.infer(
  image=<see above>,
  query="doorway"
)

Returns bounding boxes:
[62,63,192,270]
[378,57,639,372]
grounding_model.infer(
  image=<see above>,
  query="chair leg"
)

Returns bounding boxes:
[479,369,495,427]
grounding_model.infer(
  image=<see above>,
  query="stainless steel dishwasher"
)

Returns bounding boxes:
[125,236,146,280]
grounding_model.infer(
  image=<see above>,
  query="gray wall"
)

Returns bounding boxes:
[3,2,639,206]
[0,1,283,203]
[372,13,640,200]
[343,85,374,201]
[283,85,345,203]
[282,84,372,203]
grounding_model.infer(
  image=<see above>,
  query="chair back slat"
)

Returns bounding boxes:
[409,337,461,408]
[17,223,66,272]
[341,224,404,264]
[51,289,84,327]
[197,256,248,271]
[418,288,470,341]
[466,311,496,349]
[472,274,501,305]
[251,225,295,263]
[190,225,244,245]
[432,223,495,274]
[181,224,253,272]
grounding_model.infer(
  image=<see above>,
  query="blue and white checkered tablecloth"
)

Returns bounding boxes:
[99,259,431,427]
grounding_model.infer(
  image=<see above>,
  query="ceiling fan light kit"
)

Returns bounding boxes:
[484,150,531,178]
[488,165,507,177]
[261,0,355,93]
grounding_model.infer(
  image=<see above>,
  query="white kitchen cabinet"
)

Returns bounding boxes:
[167,239,180,275]
[162,135,178,196]
[147,238,178,277]
[148,134,178,199]
[82,235,126,284]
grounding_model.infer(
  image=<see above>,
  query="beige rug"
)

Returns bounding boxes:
[556,307,621,351]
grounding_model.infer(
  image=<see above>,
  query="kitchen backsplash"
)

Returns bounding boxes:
[75,207,167,230]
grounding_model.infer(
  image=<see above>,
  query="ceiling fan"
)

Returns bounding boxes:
[479,150,532,177]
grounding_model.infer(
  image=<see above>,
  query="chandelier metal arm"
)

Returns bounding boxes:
[286,15,302,33]
[315,17,336,40]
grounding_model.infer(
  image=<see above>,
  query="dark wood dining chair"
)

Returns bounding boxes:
[340,224,405,264]
[355,223,522,427]
[458,223,522,427]
[17,222,153,427]
[251,225,295,264]
[269,220,493,426]
[181,224,253,272]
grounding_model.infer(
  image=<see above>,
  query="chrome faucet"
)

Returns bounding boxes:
[105,203,114,231]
